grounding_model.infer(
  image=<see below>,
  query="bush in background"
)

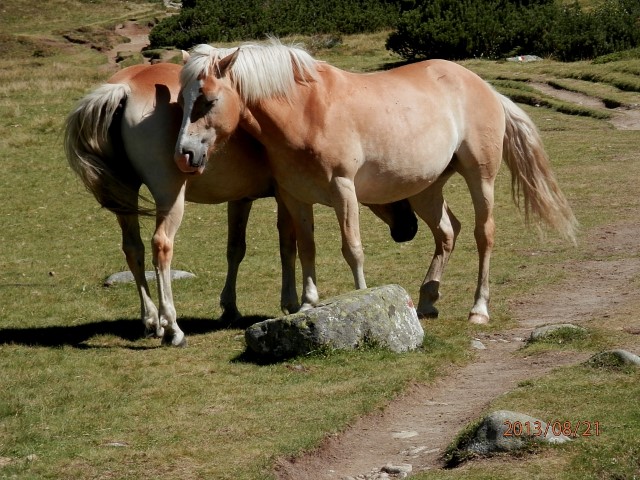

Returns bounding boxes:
[149,0,400,48]
[386,0,640,61]
[149,0,640,61]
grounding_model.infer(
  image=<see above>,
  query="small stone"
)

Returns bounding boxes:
[471,339,487,350]
[381,463,412,474]
[392,431,418,439]
[103,270,195,286]
[529,323,586,341]
[401,445,428,456]
[26,454,38,462]
[103,441,129,447]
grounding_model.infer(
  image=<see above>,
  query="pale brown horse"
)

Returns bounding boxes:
[175,41,577,324]
[64,62,418,345]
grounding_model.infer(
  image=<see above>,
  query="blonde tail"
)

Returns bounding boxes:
[498,92,578,243]
[64,83,150,215]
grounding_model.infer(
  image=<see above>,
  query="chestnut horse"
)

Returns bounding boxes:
[176,41,577,324]
[64,62,418,346]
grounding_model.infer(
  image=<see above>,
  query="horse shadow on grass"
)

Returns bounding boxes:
[0,315,270,350]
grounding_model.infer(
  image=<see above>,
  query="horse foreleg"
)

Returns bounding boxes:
[278,189,318,310]
[220,199,253,322]
[409,183,460,318]
[330,177,366,290]
[152,189,187,347]
[117,213,161,337]
[276,194,300,314]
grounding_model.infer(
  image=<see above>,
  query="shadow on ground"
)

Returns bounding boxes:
[0,315,269,349]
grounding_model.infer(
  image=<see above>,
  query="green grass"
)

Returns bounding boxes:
[415,364,640,480]
[1,2,640,479]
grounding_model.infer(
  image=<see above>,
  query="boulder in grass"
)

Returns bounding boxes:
[586,349,640,369]
[529,323,587,342]
[446,410,571,467]
[245,284,423,359]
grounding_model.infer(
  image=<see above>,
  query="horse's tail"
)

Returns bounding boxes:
[497,92,578,243]
[64,83,152,215]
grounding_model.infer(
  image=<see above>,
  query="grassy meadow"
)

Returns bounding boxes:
[1,1,639,478]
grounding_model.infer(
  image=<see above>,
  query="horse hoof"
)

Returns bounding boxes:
[220,308,242,325]
[145,326,165,339]
[299,303,315,312]
[161,332,187,347]
[281,303,301,315]
[469,313,490,325]
[417,306,439,319]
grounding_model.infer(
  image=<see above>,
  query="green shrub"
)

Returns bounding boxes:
[386,0,640,61]
[149,0,400,49]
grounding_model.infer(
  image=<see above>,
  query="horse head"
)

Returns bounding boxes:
[175,47,242,175]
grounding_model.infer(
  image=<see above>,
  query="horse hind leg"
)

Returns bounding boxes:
[278,189,319,310]
[330,177,367,290]
[275,193,300,314]
[409,182,461,318]
[467,181,495,325]
[457,147,500,325]
[220,199,253,323]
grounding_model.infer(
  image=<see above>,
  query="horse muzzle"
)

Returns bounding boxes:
[174,151,206,175]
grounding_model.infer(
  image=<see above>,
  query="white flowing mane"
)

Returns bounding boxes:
[180,39,320,104]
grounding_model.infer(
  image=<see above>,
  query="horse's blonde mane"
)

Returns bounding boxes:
[180,39,320,104]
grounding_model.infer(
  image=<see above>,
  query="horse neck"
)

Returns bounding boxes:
[237,73,328,151]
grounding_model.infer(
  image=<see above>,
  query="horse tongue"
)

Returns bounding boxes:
[174,153,196,174]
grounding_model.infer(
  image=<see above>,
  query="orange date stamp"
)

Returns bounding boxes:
[503,420,601,438]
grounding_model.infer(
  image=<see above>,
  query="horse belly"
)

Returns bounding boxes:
[353,139,455,204]
[354,165,444,204]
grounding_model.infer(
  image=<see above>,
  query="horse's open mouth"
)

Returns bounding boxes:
[175,153,205,175]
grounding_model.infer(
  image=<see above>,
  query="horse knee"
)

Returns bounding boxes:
[152,233,173,265]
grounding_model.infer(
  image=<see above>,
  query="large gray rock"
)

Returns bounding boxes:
[245,284,423,358]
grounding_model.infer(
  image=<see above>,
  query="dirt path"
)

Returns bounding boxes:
[105,21,154,66]
[103,28,639,478]
[530,81,640,131]
[275,222,640,480]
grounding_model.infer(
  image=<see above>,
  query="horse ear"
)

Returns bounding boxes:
[182,50,190,64]
[215,49,240,78]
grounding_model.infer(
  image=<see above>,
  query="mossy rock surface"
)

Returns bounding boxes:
[245,284,423,359]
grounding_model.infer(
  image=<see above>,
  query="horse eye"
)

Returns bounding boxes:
[204,97,217,109]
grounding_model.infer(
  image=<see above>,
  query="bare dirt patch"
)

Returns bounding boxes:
[106,21,152,66]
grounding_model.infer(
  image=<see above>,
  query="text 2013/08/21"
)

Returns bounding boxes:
[503,420,601,438]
